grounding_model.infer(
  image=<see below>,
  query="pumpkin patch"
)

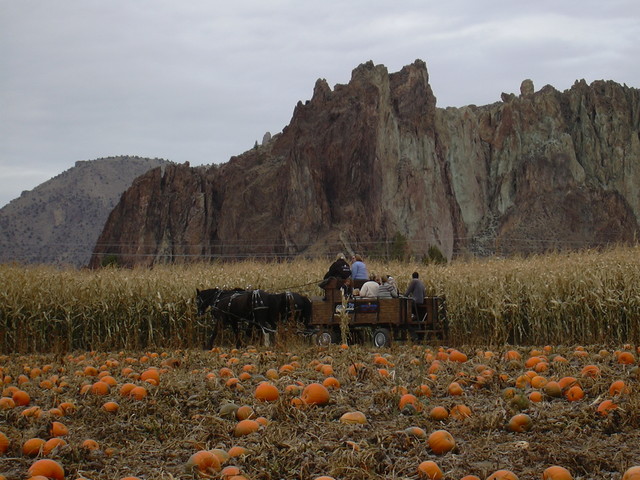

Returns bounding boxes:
[0,343,639,478]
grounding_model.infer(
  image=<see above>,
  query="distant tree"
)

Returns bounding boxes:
[423,245,447,265]
[390,232,409,261]
[101,254,120,267]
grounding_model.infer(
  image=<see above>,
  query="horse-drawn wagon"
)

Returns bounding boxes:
[309,278,448,347]
[196,279,447,348]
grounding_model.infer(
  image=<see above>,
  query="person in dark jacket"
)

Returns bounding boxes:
[324,253,352,280]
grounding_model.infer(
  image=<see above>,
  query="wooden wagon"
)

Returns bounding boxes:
[309,278,448,347]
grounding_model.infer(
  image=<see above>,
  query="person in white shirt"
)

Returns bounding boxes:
[359,273,380,298]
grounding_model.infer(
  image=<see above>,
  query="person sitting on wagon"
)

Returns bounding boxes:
[359,273,380,298]
[350,254,369,288]
[324,253,352,280]
[378,275,399,298]
[340,277,354,298]
[405,271,426,318]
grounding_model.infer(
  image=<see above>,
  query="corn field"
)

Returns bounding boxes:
[2,246,640,353]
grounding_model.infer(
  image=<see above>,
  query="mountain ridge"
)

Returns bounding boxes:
[0,156,169,267]
[89,60,640,267]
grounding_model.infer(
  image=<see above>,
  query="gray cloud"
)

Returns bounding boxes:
[1,0,639,207]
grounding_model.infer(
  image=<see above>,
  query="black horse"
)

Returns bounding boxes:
[196,288,280,347]
[280,291,312,328]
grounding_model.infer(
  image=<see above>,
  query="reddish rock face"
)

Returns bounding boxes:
[90,61,640,267]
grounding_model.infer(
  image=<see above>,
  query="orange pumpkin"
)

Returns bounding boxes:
[528,391,543,403]
[322,377,341,389]
[227,446,251,457]
[415,384,432,397]
[542,465,573,479]
[254,382,280,402]
[429,406,449,421]
[43,438,67,455]
[90,381,110,395]
[447,381,464,396]
[186,450,221,475]
[50,421,69,437]
[81,439,99,451]
[399,393,421,412]
[417,460,443,479]
[623,466,640,480]
[487,470,519,480]
[221,465,242,478]
[597,399,618,416]
[609,380,630,396]
[320,364,334,376]
[12,389,30,406]
[404,426,427,438]
[99,375,118,386]
[558,376,578,390]
[617,351,636,364]
[27,459,65,480]
[140,368,160,384]
[0,431,9,454]
[0,397,15,410]
[507,413,533,433]
[102,402,119,413]
[449,404,472,420]
[301,383,330,406]
[255,416,269,427]
[428,429,455,454]
[233,419,260,437]
[235,405,254,420]
[564,385,584,402]
[580,365,601,378]
[339,411,367,424]
[129,386,148,400]
[119,383,137,396]
[503,350,521,361]
[22,438,46,456]
[448,349,468,363]
[530,375,548,389]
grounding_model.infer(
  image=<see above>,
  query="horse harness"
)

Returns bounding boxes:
[209,289,276,334]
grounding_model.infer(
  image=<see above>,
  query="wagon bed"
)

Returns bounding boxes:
[309,280,447,347]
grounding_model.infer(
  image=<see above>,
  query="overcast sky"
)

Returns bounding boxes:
[1,1,639,208]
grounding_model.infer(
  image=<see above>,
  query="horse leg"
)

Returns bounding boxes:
[231,320,242,348]
[206,317,218,350]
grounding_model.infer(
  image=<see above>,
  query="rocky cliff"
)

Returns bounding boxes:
[0,156,168,266]
[90,60,640,267]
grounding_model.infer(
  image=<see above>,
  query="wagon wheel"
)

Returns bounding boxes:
[372,328,391,348]
[315,329,339,346]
